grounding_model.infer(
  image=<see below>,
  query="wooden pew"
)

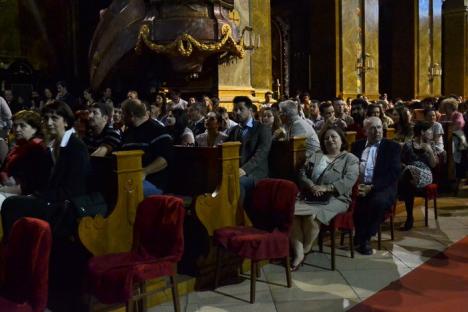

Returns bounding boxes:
[269,137,307,181]
[79,150,144,255]
[164,142,242,235]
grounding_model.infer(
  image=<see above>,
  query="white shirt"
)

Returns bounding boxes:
[48,128,76,163]
[172,99,188,110]
[360,140,380,184]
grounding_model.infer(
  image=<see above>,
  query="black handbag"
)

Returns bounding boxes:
[70,192,108,218]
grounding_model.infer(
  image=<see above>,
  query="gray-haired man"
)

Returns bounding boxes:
[279,100,321,157]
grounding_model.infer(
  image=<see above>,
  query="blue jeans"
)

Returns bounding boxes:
[143,180,163,197]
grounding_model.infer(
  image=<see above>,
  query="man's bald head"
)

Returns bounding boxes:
[364,117,383,143]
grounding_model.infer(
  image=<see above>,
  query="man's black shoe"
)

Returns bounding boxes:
[356,243,373,255]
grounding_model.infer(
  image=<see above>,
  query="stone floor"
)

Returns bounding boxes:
[151,186,468,312]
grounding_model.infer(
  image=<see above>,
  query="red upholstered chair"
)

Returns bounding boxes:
[213,179,298,304]
[87,196,185,312]
[0,217,52,312]
[318,182,359,271]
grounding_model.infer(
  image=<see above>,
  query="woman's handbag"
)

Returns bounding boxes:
[70,192,108,218]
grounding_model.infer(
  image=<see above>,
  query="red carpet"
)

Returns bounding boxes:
[350,236,468,312]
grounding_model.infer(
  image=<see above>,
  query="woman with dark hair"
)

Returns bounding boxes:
[391,106,414,143]
[166,108,195,145]
[153,93,168,124]
[398,121,438,231]
[1,101,90,237]
[195,111,227,147]
[290,127,359,270]
[259,107,285,140]
[367,103,393,130]
[0,110,49,197]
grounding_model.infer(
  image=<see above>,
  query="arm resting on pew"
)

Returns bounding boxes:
[143,156,168,178]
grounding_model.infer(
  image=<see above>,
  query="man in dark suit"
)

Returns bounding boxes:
[227,96,272,214]
[351,117,401,255]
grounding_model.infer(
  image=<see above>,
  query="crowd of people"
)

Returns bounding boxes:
[0,82,467,310]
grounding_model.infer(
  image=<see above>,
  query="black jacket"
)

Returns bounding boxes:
[351,138,401,194]
[227,120,272,181]
[42,134,90,202]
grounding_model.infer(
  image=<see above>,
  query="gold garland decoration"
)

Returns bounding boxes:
[135,23,245,59]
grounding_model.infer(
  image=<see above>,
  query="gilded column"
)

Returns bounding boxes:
[363,0,379,98]
[217,0,254,110]
[442,0,468,98]
[250,0,273,101]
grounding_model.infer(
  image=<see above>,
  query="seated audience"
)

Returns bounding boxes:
[120,99,173,197]
[398,121,438,231]
[82,88,95,108]
[314,101,347,133]
[84,102,122,157]
[0,110,49,198]
[439,97,459,122]
[56,81,79,112]
[451,112,467,185]
[148,93,167,126]
[188,102,207,136]
[112,104,125,134]
[391,106,414,143]
[348,98,368,140]
[351,117,401,255]
[421,97,442,120]
[291,127,359,270]
[166,108,195,146]
[261,91,276,108]
[367,103,393,130]
[259,107,285,140]
[2,101,90,237]
[334,98,354,126]
[423,108,445,157]
[196,111,227,147]
[40,87,55,108]
[169,89,188,110]
[279,100,321,157]
[227,96,272,214]
[307,99,323,124]
[217,106,238,135]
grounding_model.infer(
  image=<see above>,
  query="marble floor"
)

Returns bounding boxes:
[151,188,468,312]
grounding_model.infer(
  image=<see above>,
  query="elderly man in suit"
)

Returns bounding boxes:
[228,96,272,215]
[351,117,401,255]
[278,99,321,157]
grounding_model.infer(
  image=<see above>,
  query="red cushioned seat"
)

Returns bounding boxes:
[214,179,298,304]
[318,182,359,270]
[86,195,185,311]
[0,217,52,312]
[215,226,289,261]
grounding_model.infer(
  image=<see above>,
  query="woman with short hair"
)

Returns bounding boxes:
[290,127,359,270]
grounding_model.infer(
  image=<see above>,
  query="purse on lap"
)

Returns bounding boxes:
[70,192,108,218]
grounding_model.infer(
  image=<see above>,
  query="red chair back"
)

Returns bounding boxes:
[3,217,52,312]
[132,196,185,262]
[249,179,298,234]
[332,181,359,230]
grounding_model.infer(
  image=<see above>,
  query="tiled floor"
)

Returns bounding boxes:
[151,188,468,312]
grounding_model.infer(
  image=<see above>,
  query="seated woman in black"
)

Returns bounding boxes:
[398,121,438,231]
[0,110,49,201]
[1,101,90,238]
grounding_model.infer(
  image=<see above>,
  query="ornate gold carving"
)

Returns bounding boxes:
[135,23,245,59]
